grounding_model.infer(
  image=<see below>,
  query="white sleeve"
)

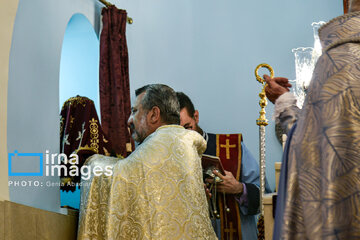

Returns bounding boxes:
[273,92,300,133]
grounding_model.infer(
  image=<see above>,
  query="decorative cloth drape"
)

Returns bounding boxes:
[60,96,113,192]
[99,5,132,157]
[344,0,349,13]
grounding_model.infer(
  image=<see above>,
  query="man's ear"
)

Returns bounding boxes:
[194,110,199,124]
[147,106,161,124]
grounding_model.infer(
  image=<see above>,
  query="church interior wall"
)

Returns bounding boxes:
[7,0,102,212]
[3,0,342,213]
[0,0,19,201]
[118,0,342,190]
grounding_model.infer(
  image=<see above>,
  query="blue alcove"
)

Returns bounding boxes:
[59,13,100,209]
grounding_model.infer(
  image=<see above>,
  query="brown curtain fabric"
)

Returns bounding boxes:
[344,0,349,13]
[99,6,131,157]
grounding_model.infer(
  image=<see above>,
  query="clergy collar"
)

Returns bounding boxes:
[319,11,360,51]
[202,131,209,143]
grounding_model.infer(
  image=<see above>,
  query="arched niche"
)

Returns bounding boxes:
[59,13,100,209]
[7,0,101,212]
[59,13,100,114]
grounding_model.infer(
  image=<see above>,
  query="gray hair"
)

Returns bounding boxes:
[135,84,180,124]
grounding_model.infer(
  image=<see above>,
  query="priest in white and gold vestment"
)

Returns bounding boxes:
[78,84,217,240]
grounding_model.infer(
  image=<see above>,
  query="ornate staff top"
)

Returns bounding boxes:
[254,63,274,127]
[254,63,274,240]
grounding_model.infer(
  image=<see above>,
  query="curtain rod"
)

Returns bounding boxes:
[98,0,133,24]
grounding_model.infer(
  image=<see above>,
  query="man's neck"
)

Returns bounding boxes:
[196,125,203,136]
[350,7,360,12]
[147,122,166,136]
[349,0,360,12]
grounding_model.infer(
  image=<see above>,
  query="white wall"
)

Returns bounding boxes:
[0,0,19,202]
[7,0,342,212]
[117,0,342,189]
[8,0,102,212]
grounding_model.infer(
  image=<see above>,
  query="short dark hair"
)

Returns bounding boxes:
[135,84,180,124]
[176,92,195,117]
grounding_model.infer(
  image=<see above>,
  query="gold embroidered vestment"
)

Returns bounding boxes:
[78,125,217,240]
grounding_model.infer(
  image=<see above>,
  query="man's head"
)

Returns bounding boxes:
[176,92,202,134]
[128,84,180,143]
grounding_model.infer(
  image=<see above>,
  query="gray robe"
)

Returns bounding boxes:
[278,11,360,239]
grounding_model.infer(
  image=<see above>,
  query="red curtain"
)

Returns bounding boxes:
[344,0,349,13]
[99,6,131,157]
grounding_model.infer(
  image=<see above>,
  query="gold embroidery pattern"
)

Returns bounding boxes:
[69,115,75,130]
[281,12,360,240]
[78,126,216,240]
[61,96,92,111]
[220,139,236,160]
[89,118,99,153]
